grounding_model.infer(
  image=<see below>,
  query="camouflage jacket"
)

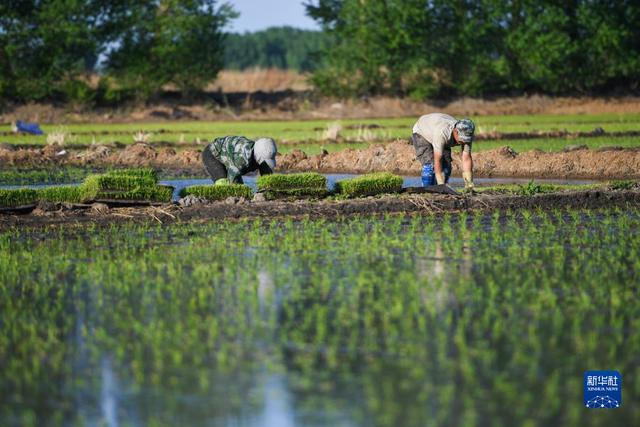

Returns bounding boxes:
[208,136,257,183]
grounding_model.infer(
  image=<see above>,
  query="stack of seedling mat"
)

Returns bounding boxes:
[83,169,173,203]
[256,173,328,200]
[334,172,403,198]
[179,183,253,201]
[0,168,173,210]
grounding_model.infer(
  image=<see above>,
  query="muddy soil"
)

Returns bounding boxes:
[2,189,639,230]
[278,141,640,179]
[2,140,640,179]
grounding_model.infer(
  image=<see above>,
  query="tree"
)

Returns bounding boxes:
[305,0,640,97]
[0,0,119,101]
[223,27,326,71]
[106,0,237,97]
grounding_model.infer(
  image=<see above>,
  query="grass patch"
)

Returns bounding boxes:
[179,184,253,201]
[335,172,403,198]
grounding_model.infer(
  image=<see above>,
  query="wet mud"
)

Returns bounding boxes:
[2,140,640,180]
[2,189,639,230]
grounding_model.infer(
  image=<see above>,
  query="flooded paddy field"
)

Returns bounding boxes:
[2,208,639,426]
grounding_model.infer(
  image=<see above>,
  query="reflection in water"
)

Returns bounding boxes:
[1,211,639,426]
[261,374,295,427]
[100,357,119,427]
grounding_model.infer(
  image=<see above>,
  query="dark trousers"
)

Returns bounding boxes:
[202,147,227,182]
[411,133,452,182]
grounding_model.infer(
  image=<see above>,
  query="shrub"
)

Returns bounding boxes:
[179,184,253,201]
[335,173,403,198]
[256,173,327,191]
[0,188,39,207]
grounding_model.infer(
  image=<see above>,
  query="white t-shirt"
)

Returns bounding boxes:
[413,113,472,153]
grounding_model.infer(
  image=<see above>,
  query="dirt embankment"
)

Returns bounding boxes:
[278,141,640,179]
[2,141,640,179]
[2,189,639,230]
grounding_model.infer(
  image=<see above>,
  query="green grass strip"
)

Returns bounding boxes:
[179,184,253,201]
[335,172,403,198]
[256,173,327,191]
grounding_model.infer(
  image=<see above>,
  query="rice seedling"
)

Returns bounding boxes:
[334,172,403,197]
[0,188,39,207]
[83,174,157,192]
[1,208,639,426]
[96,185,173,202]
[37,185,95,203]
[609,180,638,190]
[106,167,158,181]
[256,172,328,199]
[179,184,253,201]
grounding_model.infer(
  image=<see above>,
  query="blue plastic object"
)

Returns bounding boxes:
[421,163,451,186]
[421,163,435,186]
[15,120,44,135]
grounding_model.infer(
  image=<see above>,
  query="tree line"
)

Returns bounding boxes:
[224,27,325,72]
[0,0,236,103]
[305,0,640,97]
[1,0,638,104]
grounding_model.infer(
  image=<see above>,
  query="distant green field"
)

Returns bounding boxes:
[1,113,639,147]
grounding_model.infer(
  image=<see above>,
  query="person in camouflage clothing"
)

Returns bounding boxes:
[202,136,277,184]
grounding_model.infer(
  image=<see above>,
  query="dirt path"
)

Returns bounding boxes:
[2,140,640,179]
[1,189,639,230]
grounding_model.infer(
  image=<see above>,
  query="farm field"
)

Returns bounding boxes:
[2,113,640,151]
[1,209,639,426]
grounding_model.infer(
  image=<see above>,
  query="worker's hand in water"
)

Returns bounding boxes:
[215,178,231,186]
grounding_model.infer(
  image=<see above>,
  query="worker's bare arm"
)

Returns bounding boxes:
[433,150,446,185]
[462,149,473,173]
[461,149,474,189]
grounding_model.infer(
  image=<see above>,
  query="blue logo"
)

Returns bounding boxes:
[584,371,622,408]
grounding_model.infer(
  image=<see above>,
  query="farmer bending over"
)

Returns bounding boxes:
[202,136,277,184]
[411,113,475,190]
